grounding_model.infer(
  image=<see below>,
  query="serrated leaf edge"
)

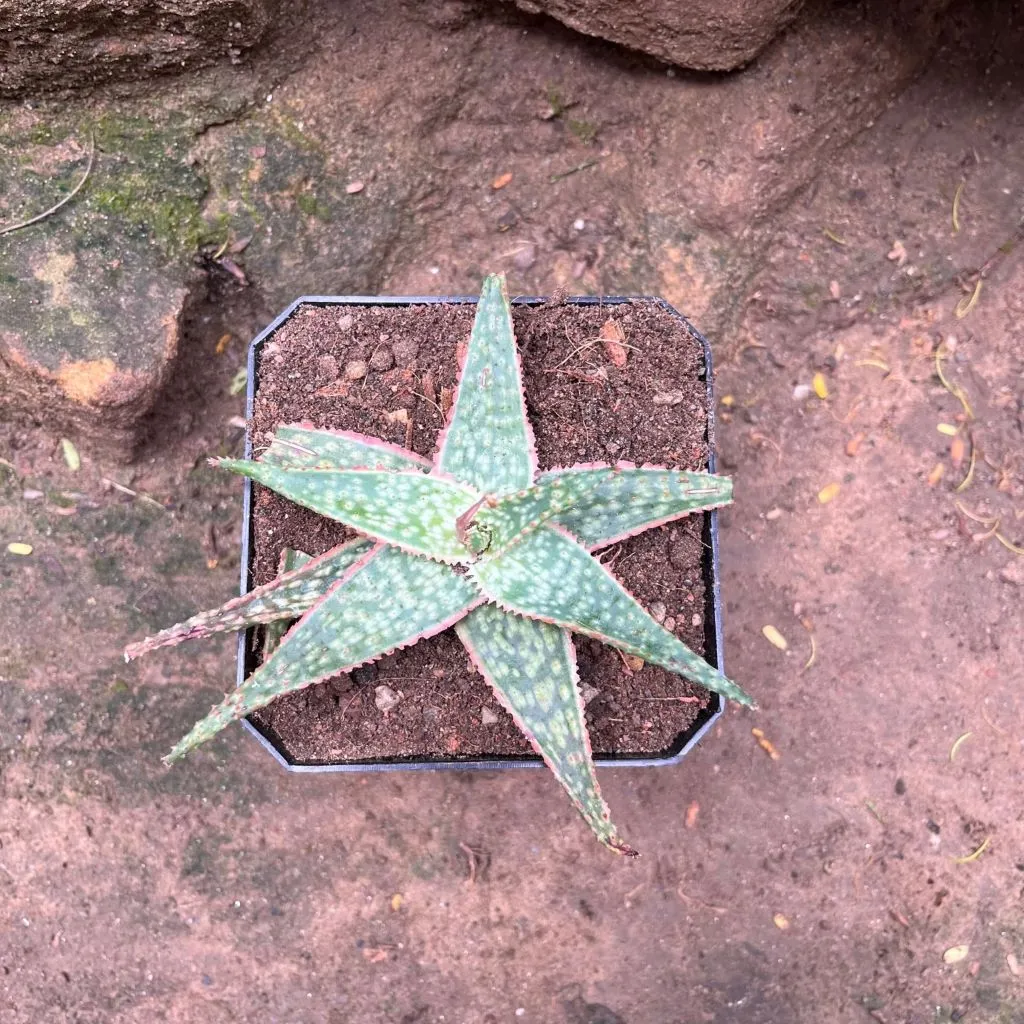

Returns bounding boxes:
[456,613,638,857]
[164,542,486,763]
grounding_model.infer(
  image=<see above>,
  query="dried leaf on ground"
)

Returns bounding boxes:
[60,438,80,471]
[818,482,841,504]
[761,625,787,650]
[346,180,365,195]
[943,945,969,965]
[773,913,790,930]
[752,727,781,760]
[7,542,33,556]
[927,463,945,486]
[685,801,700,829]
[491,172,513,190]
[950,434,966,467]
[812,373,829,399]
[600,319,628,367]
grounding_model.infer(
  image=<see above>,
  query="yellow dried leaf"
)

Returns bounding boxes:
[761,625,788,650]
[214,332,232,355]
[927,463,945,486]
[950,434,966,468]
[60,438,81,471]
[773,913,790,931]
[812,373,829,399]
[390,893,404,912]
[817,482,840,504]
[7,542,33,556]
[720,394,735,408]
[937,423,958,436]
[752,727,781,760]
[943,945,969,965]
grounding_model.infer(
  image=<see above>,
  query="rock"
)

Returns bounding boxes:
[392,337,420,368]
[1000,561,1024,587]
[0,0,281,98]
[344,359,368,381]
[0,115,203,456]
[580,684,600,705]
[481,706,499,725]
[505,0,806,71]
[649,601,667,623]
[374,684,402,713]
[512,243,537,271]
[368,346,395,371]
[316,354,339,379]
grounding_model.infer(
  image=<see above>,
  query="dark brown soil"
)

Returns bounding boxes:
[247,299,716,763]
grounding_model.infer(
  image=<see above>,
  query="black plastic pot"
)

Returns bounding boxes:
[238,293,726,773]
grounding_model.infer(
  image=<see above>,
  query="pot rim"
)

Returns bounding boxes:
[238,293,726,773]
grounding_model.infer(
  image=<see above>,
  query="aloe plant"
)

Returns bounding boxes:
[126,274,753,855]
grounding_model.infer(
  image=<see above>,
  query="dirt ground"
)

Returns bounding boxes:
[1,4,1023,1024]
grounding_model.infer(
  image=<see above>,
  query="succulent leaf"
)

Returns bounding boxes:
[214,460,482,563]
[260,423,430,472]
[264,547,313,655]
[166,543,484,762]
[537,464,733,550]
[123,538,371,659]
[435,274,538,495]
[470,524,754,707]
[457,604,637,856]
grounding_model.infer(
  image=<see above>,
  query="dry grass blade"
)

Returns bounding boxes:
[935,345,974,419]
[954,279,983,319]
[954,499,997,526]
[0,133,95,236]
[823,227,847,246]
[952,180,965,235]
[949,731,972,761]
[994,532,1024,555]
[953,836,990,864]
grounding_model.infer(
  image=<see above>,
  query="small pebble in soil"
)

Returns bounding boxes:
[649,601,667,624]
[895,777,907,795]
[652,390,685,406]
[663,616,675,631]
[513,243,537,270]
[316,354,339,379]
[369,347,395,371]
[337,314,354,331]
[481,707,499,726]
[392,337,419,367]
[792,384,812,401]
[374,685,402,713]
[580,684,600,705]
[345,359,368,381]
[927,819,941,834]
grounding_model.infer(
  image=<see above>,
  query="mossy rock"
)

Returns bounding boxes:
[0,110,210,455]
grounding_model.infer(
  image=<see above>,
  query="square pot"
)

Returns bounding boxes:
[237,293,726,773]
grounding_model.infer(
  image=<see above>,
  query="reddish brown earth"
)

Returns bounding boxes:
[1,5,1023,1024]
